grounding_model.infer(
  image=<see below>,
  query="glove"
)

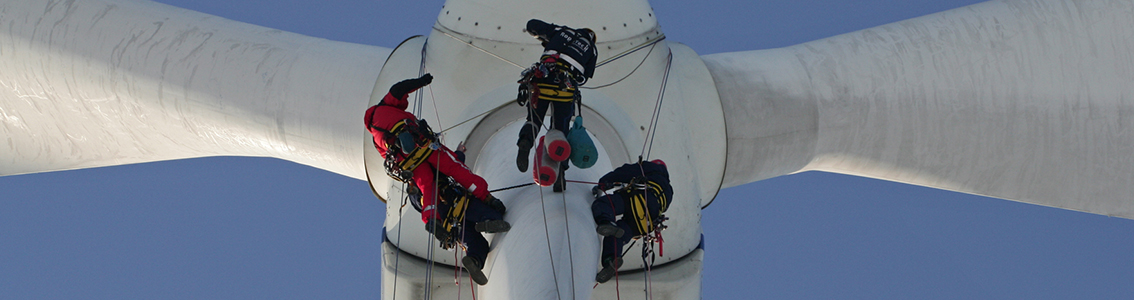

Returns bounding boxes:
[425,219,451,244]
[516,84,530,107]
[486,195,507,215]
[571,72,588,86]
[406,185,422,203]
[591,185,604,198]
[389,74,434,99]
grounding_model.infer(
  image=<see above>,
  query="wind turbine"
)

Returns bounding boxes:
[2,0,1131,299]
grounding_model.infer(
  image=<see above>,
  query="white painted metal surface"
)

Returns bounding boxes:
[370,0,719,298]
[705,0,1134,218]
[0,0,390,178]
[379,120,704,299]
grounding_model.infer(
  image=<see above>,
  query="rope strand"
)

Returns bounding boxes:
[537,184,564,299]
[639,51,673,159]
[560,191,577,300]
[433,25,525,69]
[582,36,665,90]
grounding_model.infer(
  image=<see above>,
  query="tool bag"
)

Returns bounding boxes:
[567,116,598,169]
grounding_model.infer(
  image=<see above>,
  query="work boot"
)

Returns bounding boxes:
[475,219,511,233]
[516,137,533,172]
[486,195,507,215]
[595,256,622,284]
[552,168,566,193]
[462,256,489,285]
[596,222,624,238]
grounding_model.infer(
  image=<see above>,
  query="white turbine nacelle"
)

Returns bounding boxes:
[369,0,721,298]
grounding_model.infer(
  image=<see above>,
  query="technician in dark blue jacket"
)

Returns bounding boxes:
[590,159,673,283]
[516,19,598,191]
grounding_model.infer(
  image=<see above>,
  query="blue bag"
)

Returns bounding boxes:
[567,116,598,169]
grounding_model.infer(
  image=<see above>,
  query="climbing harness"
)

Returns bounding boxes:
[518,54,581,106]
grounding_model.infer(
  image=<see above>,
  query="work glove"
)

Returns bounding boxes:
[591,185,605,198]
[416,119,432,133]
[406,185,422,204]
[389,74,433,99]
[425,219,451,244]
[486,195,507,215]
[516,84,530,107]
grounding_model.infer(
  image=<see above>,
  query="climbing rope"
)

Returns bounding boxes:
[559,191,578,300]
[417,41,447,300]
[390,181,410,300]
[582,36,666,90]
[640,51,673,159]
[595,35,666,68]
[535,182,564,299]
[433,25,525,69]
[438,107,496,134]
[452,186,477,300]
[490,182,535,193]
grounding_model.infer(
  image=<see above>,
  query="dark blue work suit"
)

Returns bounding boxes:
[439,191,503,263]
[516,19,598,179]
[518,19,597,143]
[590,161,672,261]
[418,152,504,264]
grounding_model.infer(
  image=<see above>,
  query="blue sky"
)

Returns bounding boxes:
[3,0,1133,299]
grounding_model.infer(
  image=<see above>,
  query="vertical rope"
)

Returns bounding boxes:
[391,182,409,300]
[640,51,673,160]
[417,40,441,300]
[560,192,577,299]
[536,185,564,299]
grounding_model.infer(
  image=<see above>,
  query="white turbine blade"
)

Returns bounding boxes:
[0,0,391,178]
[705,0,1134,218]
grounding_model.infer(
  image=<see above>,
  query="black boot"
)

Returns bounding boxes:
[463,256,489,285]
[516,137,533,172]
[552,167,566,192]
[596,222,624,238]
[595,256,622,284]
[475,219,511,233]
[486,195,507,215]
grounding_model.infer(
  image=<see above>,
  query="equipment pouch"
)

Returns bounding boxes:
[567,116,598,169]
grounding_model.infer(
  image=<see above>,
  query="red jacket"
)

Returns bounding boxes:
[364,92,416,159]
[364,90,493,223]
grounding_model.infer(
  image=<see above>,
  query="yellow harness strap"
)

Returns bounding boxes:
[398,144,434,173]
[627,181,668,235]
[531,57,578,103]
[440,192,470,231]
[628,192,653,235]
[648,181,669,212]
[535,82,577,102]
[389,119,434,172]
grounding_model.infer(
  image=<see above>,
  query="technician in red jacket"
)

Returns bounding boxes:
[364,74,509,284]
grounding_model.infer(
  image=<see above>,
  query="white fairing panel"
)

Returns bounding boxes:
[706,0,1134,218]
[0,0,390,178]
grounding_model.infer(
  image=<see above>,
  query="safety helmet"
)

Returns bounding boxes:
[650,159,665,167]
[580,28,596,42]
